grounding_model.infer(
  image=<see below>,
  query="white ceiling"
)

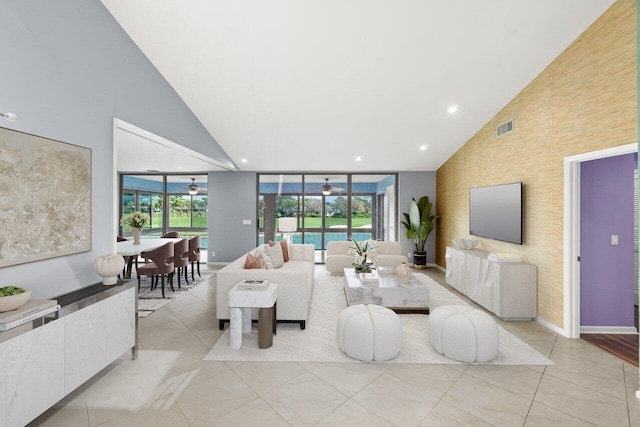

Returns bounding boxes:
[103,0,615,172]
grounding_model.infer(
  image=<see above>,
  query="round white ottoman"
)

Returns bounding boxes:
[337,304,403,362]
[428,305,499,363]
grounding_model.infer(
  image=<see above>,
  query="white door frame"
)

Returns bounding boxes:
[563,143,637,338]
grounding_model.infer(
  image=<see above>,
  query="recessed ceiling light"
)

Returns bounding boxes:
[240,158,248,163]
[176,166,185,170]
[448,105,459,114]
[355,156,362,162]
[419,145,428,151]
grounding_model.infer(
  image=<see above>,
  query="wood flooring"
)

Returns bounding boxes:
[582,333,639,367]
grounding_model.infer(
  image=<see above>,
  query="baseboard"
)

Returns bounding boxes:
[208,261,230,266]
[430,263,445,272]
[580,326,639,335]
[535,316,569,337]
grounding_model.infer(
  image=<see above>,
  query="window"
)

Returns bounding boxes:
[257,174,397,254]
[119,174,208,249]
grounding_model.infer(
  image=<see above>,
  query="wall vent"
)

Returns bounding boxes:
[496,119,514,137]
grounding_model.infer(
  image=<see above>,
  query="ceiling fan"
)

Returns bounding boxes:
[188,178,199,195]
[319,178,345,195]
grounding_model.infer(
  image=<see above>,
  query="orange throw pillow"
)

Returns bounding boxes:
[245,253,267,269]
[269,240,290,262]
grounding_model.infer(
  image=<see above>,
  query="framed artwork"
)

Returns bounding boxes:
[0,127,92,268]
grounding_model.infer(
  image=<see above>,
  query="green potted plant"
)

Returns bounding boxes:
[401,196,438,269]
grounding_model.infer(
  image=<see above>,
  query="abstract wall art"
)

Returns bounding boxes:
[0,127,91,268]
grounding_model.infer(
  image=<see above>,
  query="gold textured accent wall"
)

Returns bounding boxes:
[436,0,637,329]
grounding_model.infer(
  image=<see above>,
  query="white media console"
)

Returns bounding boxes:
[445,247,537,320]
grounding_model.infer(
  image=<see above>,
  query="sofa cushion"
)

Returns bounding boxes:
[245,253,267,269]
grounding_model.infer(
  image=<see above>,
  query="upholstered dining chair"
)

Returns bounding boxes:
[188,236,202,281]
[117,235,137,278]
[161,231,180,238]
[173,238,190,288]
[137,242,175,298]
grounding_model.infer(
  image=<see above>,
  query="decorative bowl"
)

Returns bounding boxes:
[0,289,31,313]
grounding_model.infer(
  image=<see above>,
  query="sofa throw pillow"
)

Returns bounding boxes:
[265,242,285,269]
[245,253,267,269]
[268,240,290,262]
[280,239,290,262]
[256,244,274,269]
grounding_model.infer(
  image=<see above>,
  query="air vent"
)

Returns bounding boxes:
[496,119,514,137]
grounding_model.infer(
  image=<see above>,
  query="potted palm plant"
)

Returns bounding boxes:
[401,196,438,269]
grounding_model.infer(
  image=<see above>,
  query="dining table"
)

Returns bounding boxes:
[117,238,183,279]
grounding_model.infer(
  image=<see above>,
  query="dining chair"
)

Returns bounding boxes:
[137,242,175,298]
[173,238,190,288]
[117,235,137,278]
[161,231,180,238]
[188,236,202,281]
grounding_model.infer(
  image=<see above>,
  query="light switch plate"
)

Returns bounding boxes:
[611,235,619,245]
[243,219,251,225]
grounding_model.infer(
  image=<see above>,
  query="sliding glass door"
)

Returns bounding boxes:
[258,173,397,253]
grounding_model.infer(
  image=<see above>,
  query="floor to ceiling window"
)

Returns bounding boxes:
[119,174,208,250]
[258,174,397,255]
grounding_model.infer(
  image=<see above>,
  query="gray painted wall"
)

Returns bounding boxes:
[0,0,233,298]
[398,172,437,264]
[208,172,258,262]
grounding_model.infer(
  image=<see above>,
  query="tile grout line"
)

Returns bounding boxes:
[523,333,556,426]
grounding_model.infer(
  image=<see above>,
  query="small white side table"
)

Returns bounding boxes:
[228,282,278,349]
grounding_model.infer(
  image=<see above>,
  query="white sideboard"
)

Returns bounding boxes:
[0,281,136,427]
[445,247,537,320]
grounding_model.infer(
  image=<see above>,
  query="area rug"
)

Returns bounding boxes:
[136,269,215,317]
[204,269,554,365]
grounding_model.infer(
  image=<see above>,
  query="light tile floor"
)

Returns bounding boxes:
[29,267,640,426]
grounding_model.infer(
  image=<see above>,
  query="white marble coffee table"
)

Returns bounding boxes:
[228,282,278,349]
[343,268,430,314]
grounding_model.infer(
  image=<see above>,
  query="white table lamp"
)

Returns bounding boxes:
[279,217,297,242]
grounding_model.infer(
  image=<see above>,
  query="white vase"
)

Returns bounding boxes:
[94,254,125,285]
[395,262,411,283]
[132,228,142,245]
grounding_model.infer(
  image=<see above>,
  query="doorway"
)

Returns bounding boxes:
[579,153,636,333]
[564,143,637,338]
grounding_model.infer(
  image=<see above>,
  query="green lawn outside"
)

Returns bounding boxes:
[151,215,206,228]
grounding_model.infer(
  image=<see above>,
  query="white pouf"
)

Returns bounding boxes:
[337,304,403,362]
[428,305,499,363]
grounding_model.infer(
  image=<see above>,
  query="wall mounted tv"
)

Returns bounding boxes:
[469,182,523,245]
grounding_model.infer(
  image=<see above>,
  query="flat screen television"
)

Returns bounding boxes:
[469,182,523,245]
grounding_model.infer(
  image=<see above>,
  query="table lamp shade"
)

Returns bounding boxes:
[279,218,297,232]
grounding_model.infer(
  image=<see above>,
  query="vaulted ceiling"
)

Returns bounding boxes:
[103,0,615,172]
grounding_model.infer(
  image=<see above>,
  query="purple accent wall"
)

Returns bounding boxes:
[580,153,636,327]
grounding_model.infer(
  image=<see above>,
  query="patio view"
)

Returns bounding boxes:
[120,174,208,250]
[258,174,397,250]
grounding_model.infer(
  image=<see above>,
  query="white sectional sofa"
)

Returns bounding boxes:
[325,240,408,274]
[216,243,315,330]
